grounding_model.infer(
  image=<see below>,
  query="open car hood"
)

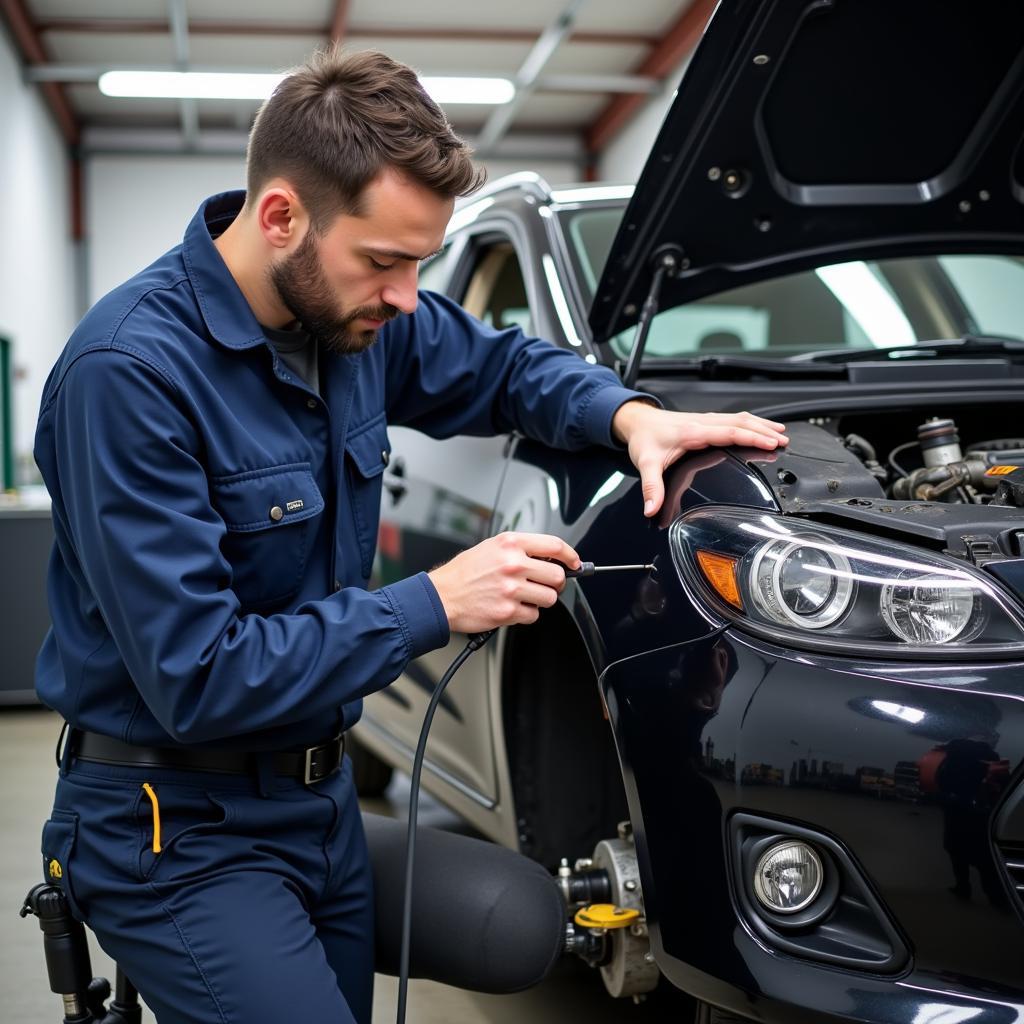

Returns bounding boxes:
[589,0,1024,345]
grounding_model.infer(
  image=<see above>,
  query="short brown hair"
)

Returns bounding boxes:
[246,48,485,231]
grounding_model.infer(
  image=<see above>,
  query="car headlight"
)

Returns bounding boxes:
[671,508,1024,657]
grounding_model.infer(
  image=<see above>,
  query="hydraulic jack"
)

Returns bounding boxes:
[20,882,141,1024]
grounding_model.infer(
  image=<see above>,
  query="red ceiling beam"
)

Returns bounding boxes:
[328,1,350,45]
[0,0,79,147]
[33,18,656,47]
[584,0,715,156]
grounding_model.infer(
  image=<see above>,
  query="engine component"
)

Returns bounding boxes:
[918,417,963,468]
[991,466,1024,508]
[558,821,659,999]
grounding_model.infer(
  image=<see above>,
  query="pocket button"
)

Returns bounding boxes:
[269,505,284,522]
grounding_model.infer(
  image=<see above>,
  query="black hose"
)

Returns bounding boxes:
[396,628,496,1024]
[887,440,919,480]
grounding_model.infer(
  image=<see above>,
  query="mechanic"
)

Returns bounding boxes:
[33,47,788,1024]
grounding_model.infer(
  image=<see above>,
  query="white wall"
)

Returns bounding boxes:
[0,27,78,483]
[85,155,247,305]
[85,153,580,307]
[597,55,691,183]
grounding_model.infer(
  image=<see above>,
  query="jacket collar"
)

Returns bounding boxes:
[182,190,267,350]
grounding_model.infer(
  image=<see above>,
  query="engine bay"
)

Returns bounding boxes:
[834,409,1024,509]
[741,409,1024,567]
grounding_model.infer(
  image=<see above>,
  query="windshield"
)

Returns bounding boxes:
[562,205,1024,359]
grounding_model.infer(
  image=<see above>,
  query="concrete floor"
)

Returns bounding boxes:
[1,706,692,1022]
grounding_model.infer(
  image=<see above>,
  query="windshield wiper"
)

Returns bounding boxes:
[795,334,1024,364]
[632,355,847,380]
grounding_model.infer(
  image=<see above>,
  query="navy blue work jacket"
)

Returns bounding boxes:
[34,190,646,751]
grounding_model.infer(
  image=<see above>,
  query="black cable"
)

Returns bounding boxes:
[396,628,496,1024]
[887,440,918,480]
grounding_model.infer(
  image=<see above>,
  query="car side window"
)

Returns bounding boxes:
[457,240,533,335]
[416,245,451,295]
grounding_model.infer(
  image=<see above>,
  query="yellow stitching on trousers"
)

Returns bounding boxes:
[141,782,162,853]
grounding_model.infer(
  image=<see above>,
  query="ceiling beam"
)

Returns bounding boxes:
[328,1,350,45]
[444,0,584,156]
[0,0,79,145]
[584,0,715,156]
[80,124,586,161]
[33,18,656,47]
[167,0,198,150]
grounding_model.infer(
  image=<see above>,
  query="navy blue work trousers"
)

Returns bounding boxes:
[41,750,374,1023]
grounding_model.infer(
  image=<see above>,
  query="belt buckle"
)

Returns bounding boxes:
[303,733,344,785]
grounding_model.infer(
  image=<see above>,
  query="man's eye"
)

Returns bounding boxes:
[369,258,395,272]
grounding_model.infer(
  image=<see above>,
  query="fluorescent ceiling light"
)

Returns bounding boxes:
[815,261,917,348]
[99,71,283,100]
[421,77,514,104]
[98,70,514,105]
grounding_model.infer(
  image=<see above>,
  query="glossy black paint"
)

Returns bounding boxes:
[592,0,1024,343]
[361,166,1024,1018]
[599,632,1024,1022]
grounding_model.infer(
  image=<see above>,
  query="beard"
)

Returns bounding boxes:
[268,230,399,355]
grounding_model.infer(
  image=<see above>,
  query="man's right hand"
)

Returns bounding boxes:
[427,532,581,634]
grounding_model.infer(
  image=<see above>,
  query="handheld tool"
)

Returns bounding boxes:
[557,561,656,578]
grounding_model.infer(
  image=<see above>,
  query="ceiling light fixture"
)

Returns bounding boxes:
[98,71,514,105]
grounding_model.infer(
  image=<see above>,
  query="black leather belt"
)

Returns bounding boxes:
[73,730,346,786]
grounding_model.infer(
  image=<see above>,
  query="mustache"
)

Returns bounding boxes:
[346,304,400,325]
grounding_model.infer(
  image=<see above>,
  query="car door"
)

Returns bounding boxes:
[362,229,539,813]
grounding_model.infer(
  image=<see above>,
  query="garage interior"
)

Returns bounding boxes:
[0,1,715,1020]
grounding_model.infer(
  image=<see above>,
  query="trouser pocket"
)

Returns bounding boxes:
[41,809,85,921]
[135,782,234,883]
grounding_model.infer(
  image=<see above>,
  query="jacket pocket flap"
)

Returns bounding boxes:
[345,421,391,479]
[211,463,324,532]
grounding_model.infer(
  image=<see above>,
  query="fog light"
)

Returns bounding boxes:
[753,841,823,914]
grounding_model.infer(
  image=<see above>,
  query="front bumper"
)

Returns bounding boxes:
[601,631,1024,1023]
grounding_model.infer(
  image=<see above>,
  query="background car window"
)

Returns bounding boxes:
[416,245,451,295]
[938,256,1024,339]
[561,205,1024,359]
[460,241,533,334]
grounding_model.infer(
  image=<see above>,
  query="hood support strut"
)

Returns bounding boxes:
[621,244,685,389]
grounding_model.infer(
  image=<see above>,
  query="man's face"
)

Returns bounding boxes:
[269,167,453,354]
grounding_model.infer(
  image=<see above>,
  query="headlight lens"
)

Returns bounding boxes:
[751,537,853,628]
[879,571,977,644]
[671,509,1024,656]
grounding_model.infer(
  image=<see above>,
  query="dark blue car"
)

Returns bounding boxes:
[351,1,1024,1019]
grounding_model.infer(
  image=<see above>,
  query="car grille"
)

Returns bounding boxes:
[999,841,1024,910]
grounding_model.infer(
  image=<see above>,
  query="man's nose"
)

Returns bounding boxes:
[382,265,418,316]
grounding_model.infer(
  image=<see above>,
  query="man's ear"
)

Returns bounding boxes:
[255,185,308,250]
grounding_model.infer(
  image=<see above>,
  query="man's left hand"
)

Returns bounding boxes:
[611,400,789,518]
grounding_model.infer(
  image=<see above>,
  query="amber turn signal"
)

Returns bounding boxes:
[696,549,743,609]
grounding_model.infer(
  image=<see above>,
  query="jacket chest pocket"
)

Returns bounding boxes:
[210,462,324,609]
[344,421,391,579]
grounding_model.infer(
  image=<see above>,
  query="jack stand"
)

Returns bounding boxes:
[21,883,142,1024]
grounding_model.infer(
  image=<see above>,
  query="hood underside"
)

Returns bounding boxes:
[590,0,1024,345]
